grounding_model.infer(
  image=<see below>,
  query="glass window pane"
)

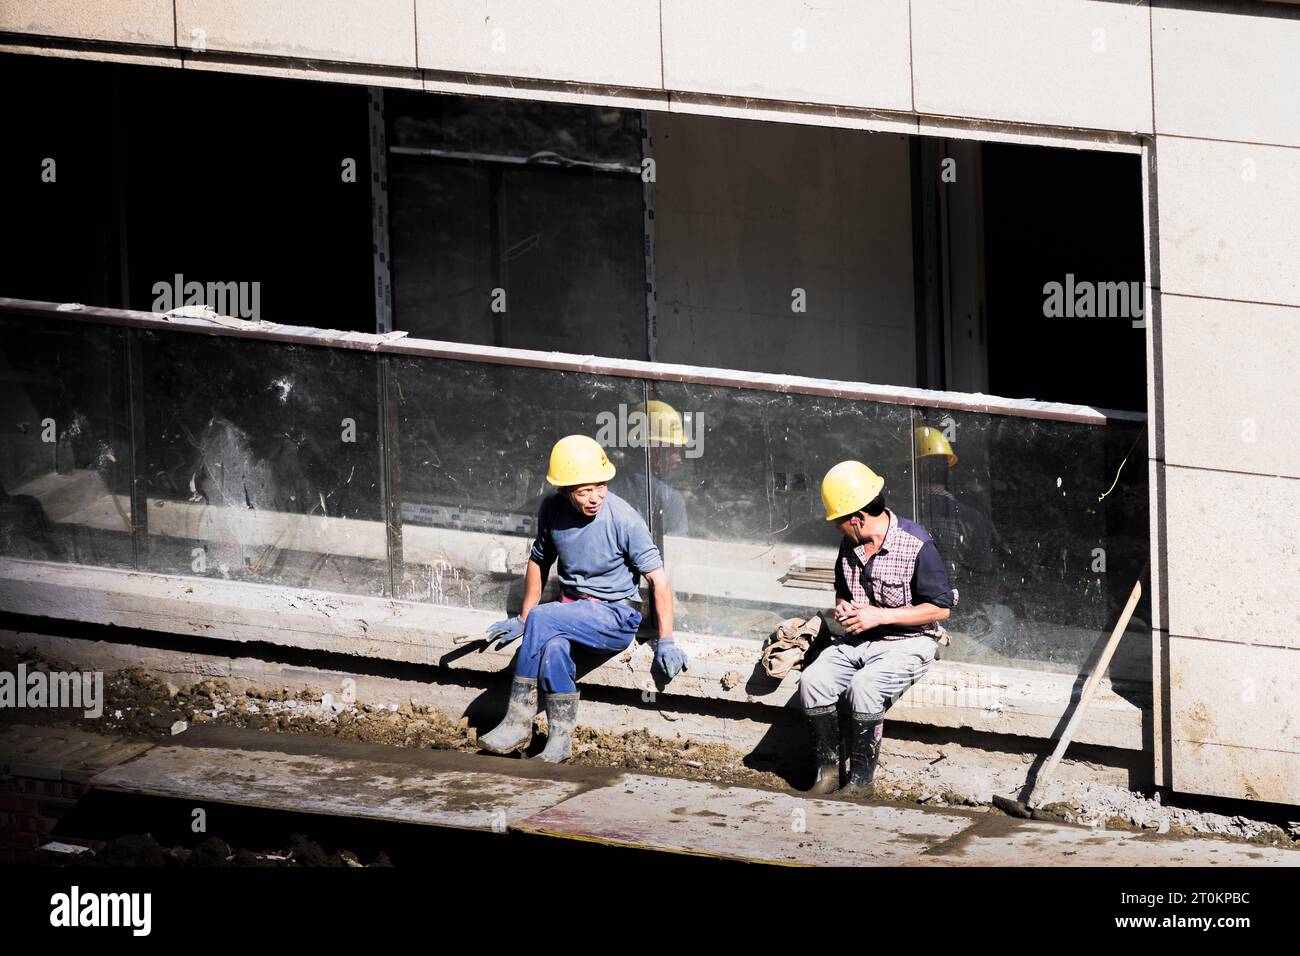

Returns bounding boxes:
[496,169,646,357]
[391,357,649,609]
[137,331,387,596]
[645,381,915,641]
[913,407,1149,677]
[388,91,647,358]
[390,161,647,357]
[388,91,641,166]
[389,160,495,345]
[0,317,132,567]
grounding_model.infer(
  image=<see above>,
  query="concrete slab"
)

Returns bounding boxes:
[1161,295,1300,481]
[89,725,611,833]
[1157,135,1300,308]
[1153,0,1300,148]
[0,724,153,780]
[515,773,973,866]
[11,722,1297,866]
[417,0,662,89]
[0,558,1149,751]
[1163,466,1300,649]
[175,0,418,68]
[0,0,175,47]
[661,0,913,112]
[911,815,1300,867]
[911,0,1152,134]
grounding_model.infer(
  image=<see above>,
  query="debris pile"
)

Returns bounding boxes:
[57,833,392,868]
[3,647,1295,847]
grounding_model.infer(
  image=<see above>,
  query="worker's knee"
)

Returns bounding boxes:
[539,638,572,671]
[538,637,577,694]
[848,671,886,716]
[799,659,845,709]
[519,604,565,654]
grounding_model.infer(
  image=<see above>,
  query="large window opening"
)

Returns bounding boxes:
[385,92,1148,415]
[387,92,647,357]
[0,56,1151,681]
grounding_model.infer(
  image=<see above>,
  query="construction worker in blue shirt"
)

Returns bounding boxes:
[477,434,688,763]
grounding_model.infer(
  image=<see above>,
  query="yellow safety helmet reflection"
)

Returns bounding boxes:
[633,399,687,446]
[546,434,616,486]
[821,461,885,521]
[914,426,958,467]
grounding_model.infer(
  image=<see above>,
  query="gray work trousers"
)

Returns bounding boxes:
[798,633,938,716]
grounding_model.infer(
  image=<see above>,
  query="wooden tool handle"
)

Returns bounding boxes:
[1028,577,1143,807]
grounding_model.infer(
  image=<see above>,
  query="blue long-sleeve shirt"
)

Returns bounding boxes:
[529,491,663,601]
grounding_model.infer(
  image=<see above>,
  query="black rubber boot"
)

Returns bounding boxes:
[535,691,580,763]
[804,705,843,794]
[477,676,538,755]
[840,712,883,798]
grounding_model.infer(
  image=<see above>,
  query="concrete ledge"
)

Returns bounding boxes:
[0,36,183,69]
[0,558,1147,750]
[2,34,1147,155]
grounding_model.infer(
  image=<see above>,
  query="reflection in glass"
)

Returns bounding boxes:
[0,317,131,567]
[138,332,386,596]
[914,408,1149,678]
[646,380,914,642]
[388,91,647,357]
[391,358,647,613]
[1,313,1150,681]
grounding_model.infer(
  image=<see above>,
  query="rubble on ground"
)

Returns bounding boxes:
[2,647,1293,848]
[57,832,392,867]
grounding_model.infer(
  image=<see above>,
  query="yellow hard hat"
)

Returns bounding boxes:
[546,434,616,486]
[634,400,687,446]
[914,426,958,467]
[821,461,885,521]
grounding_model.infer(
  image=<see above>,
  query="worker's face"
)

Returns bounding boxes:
[654,446,684,475]
[567,483,607,517]
[835,512,866,544]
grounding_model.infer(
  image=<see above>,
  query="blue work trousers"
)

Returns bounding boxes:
[514,598,643,693]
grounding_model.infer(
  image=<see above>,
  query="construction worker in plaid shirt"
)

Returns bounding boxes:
[800,460,957,797]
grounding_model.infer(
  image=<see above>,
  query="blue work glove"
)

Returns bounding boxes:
[654,636,689,680]
[486,616,525,647]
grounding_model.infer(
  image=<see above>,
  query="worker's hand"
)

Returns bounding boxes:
[654,636,689,680]
[486,616,525,647]
[839,603,890,635]
[834,598,855,619]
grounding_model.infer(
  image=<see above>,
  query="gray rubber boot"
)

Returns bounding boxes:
[477,676,538,755]
[804,704,843,794]
[535,691,580,763]
[839,712,883,798]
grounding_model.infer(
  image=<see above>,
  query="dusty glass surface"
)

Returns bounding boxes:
[388,91,647,358]
[391,357,651,612]
[388,91,641,166]
[0,316,132,568]
[137,330,387,596]
[911,408,1149,678]
[2,314,1149,682]
[644,380,915,642]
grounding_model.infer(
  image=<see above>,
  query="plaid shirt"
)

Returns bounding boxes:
[835,508,957,642]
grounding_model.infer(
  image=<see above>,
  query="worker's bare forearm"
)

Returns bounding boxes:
[520,560,545,622]
[645,568,674,638]
[880,603,949,627]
